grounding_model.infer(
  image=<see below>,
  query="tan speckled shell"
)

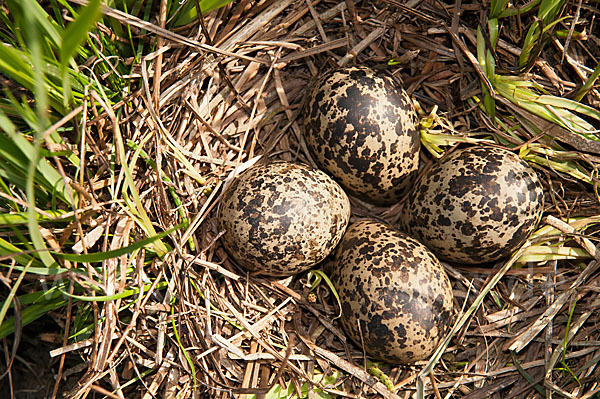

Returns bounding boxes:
[400,146,544,264]
[303,66,420,205]
[218,161,351,276]
[332,220,454,364]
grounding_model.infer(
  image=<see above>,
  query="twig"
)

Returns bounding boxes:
[68,0,269,64]
[298,336,402,399]
[506,260,600,353]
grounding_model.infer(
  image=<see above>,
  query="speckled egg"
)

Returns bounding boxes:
[218,161,351,276]
[303,66,420,205]
[400,146,544,264]
[332,220,454,364]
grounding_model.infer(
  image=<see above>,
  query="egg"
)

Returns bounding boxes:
[218,161,351,276]
[331,220,454,364]
[400,146,544,264]
[303,66,420,205]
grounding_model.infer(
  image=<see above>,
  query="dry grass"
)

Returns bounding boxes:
[33,0,600,398]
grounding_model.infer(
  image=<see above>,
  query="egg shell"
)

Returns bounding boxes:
[303,66,420,205]
[332,220,454,364]
[218,161,351,276]
[400,146,544,264]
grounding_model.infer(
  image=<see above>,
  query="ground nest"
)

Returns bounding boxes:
[4,0,600,398]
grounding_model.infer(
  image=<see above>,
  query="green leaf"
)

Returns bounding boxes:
[8,288,68,308]
[416,244,532,397]
[60,0,102,105]
[5,0,63,54]
[535,95,600,122]
[489,0,510,19]
[0,115,73,205]
[476,26,487,72]
[171,0,235,26]
[60,0,102,65]
[0,210,72,227]
[511,351,546,396]
[497,0,541,18]
[574,61,600,102]
[0,237,45,268]
[171,303,197,390]
[520,145,594,184]
[52,223,183,263]
[538,0,566,24]
[476,26,496,119]
[0,297,68,339]
[493,76,600,143]
[309,269,342,318]
[264,384,283,399]
[0,259,34,340]
[488,18,499,47]
[0,43,35,92]
[517,245,591,263]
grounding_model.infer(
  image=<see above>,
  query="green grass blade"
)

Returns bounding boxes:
[517,245,590,263]
[477,26,496,118]
[538,0,566,23]
[52,222,182,263]
[498,0,541,18]
[0,237,45,268]
[0,112,74,206]
[574,61,600,102]
[170,0,236,27]
[535,95,600,122]
[60,0,102,105]
[0,42,36,92]
[511,351,546,396]
[520,21,541,67]
[60,0,102,68]
[488,18,499,47]
[309,270,342,318]
[0,210,72,227]
[8,288,68,308]
[0,50,68,114]
[0,297,68,339]
[562,298,578,363]
[489,0,510,19]
[171,303,197,390]
[23,1,58,270]
[0,259,34,339]
[126,138,194,250]
[92,86,169,257]
[520,145,594,184]
[416,244,531,397]
[0,264,71,275]
[4,0,63,55]
[520,0,567,67]
[493,76,600,144]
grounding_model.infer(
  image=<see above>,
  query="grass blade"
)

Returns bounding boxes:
[574,61,600,102]
[60,0,102,105]
[0,297,68,339]
[53,222,183,263]
[416,243,531,398]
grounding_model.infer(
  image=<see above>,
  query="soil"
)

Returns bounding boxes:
[0,317,80,399]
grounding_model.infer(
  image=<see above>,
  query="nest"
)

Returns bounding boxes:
[42,0,600,398]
